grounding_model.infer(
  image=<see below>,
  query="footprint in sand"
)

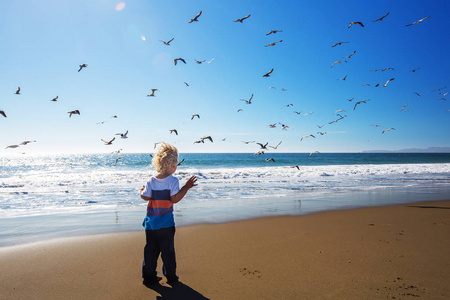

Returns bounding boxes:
[239,267,262,279]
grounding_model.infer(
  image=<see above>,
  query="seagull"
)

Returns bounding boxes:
[348,21,364,28]
[169,129,178,135]
[184,82,189,86]
[78,64,88,72]
[174,58,186,65]
[414,92,422,97]
[330,60,346,68]
[371,124,383,128]
[188,11,202,23]
[264,158,275,163]
[257,142,268,149]
[242,141,255,144]
[201,136,213,143]
[0,110,6,118]
[375,78,394,87]
[269,141,282,149]
[265,40,282,47]
[116,130,128,139]
[20,140,36,145]
[206,58,215,64]
[339,75,348,81]
[6,145,19,149]
[115,157,122,165]
[284,104,293,108]
[263,68,274,77]
[233,14,251,23]
[237,109,243,113]
[51,96,58,102]
[159,38,174,46]
[301,134,315,141]
[437,98,447,101]
[309,151,320,156]
[281,88,287,91]
[432,87,447,92]
[97,121,106,125]
[111,115,118,118]
[101,137,115,145]
[280,124,290,131]
[347,97,355,101]
[268,124,277,128]
[68,110,80,117]
[406,15,431,26]
[240,94,253,104]
[294,111,302,115]
[362,84,371,87]
[354,100,370,110]
[191,114,200,120]
[266,30,282,35]
[373,12,390,22]
[112,149,122,154]
[334,109,347,114]
[194,59,206,64]
[382,128,395,134]
[317,125,325,129]
[317,132,327,135]
[290,165,300,170]
[332,41,349,47]
[409,68,420,72]
[254,151,265,156]
[343,50,356,59]
[177,158,185,166]
[15,87,20,95]
[268,86,277,90]
[147,89,158,97]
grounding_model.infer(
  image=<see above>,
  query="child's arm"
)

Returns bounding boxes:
[171,176,198,204]
[140,185,152,201]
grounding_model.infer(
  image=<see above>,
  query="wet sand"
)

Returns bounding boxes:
[1,200,449,299]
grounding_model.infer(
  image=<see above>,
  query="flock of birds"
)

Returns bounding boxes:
[2,8,448,166]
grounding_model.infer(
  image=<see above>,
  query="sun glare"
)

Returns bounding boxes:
[115,2,126,11]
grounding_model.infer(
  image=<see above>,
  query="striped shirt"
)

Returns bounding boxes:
[141,175,180,230]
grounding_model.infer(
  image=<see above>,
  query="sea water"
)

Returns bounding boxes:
[1,153,450,247]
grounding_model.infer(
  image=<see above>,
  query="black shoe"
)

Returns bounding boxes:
[166,276,179,284]
[143,276,162,287]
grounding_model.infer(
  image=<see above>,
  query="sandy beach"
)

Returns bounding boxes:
[1,200,449,300]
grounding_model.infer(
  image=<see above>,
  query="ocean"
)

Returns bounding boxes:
[1,153,450,247]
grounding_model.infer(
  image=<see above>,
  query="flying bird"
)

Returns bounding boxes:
[339,75,348,81]
[330,60,346,68]
[373,12,390,22]
[240,94,254,104]
[177,158,185,166]
[194,59,206,64]
[301,134,315,141]
[191,114,200,120]
[266,30,282,35]
[51,96,58,102]
[269,141,282,149]
[382,128,395,134]
[233,14,251,23]
[264,158,275,163]
[263,68,274,77]
[406,15,431,26]
[290,165,300,170]
[169,129,178,135]
[68,110,80,117]
[343,50,356,59]
[115,157,122,166]
[265,40,282,47]
[309,151,320,156]
[174,58,186,65]
[257,142,268,149]
[20,140,36,145]
[116,130,128,139]
[0,110,6,118]
[188,11,202,23]
[147,89,158,97]
[6,145,19,149]
[332,41,349,47]
[78,64,88,72]
[354,100,370,110]
[184,82,189,86]
[334,109,347,114]
[375,78,395,87]
[414,92,422,97]
[201,136,213,143]
[159,38,174,46]
[101,137,115,145]
[348,21,364,28]
[15,87,20,95]
[409,68,420,72]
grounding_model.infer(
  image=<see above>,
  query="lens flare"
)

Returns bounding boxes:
[115,2,126,11]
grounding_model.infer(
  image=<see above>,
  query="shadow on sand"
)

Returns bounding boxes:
[408,205,450,210]
[146,281,210,300]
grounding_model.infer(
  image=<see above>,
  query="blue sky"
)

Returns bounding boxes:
[1,0,449,154]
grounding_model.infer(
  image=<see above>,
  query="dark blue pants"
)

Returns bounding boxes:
[142,226,178,282]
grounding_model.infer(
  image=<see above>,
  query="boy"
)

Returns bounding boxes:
[140,142,197,286]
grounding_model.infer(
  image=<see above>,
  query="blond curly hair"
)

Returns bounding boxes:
[152,142,179,173]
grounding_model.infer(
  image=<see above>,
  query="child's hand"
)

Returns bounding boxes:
[185,176,198,189]
[140,185,145,194]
